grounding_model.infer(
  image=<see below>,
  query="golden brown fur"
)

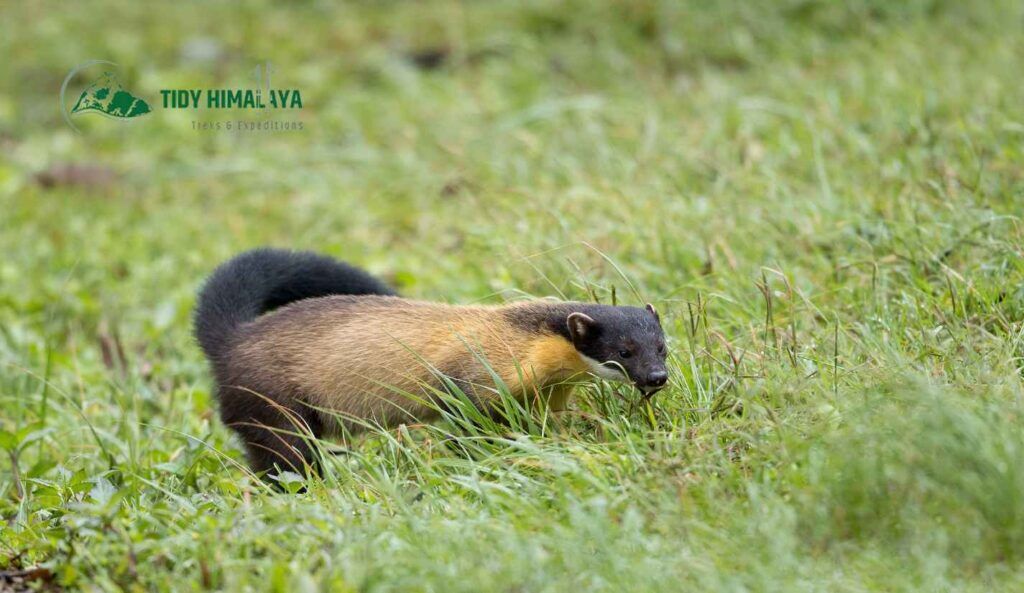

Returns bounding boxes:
[224,296,589,439]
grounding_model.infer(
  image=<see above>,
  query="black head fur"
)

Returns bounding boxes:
[508,302,669,393]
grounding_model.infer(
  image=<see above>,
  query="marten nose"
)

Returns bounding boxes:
[645,370,668,388]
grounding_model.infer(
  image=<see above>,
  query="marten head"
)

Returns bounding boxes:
[564,303,669,395]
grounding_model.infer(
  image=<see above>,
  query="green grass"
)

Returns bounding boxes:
[2,0,1024,590]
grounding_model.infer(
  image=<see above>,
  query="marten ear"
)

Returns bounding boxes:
[645,303,660,324]
[566,312,597,342]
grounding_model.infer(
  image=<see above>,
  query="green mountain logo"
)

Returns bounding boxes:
[71,72,151,118]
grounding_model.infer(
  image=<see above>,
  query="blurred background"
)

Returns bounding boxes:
[3,1,1021,326]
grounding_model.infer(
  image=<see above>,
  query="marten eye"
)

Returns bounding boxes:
[657,343,666,355]
[618,349,633,358]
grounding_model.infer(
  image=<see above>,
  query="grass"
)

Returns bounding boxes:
[2,0,1024,590]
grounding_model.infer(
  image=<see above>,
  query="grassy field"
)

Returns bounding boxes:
[2,1,1024,591]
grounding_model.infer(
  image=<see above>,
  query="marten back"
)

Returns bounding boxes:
[194,247,395,364]
[223,295,587,432]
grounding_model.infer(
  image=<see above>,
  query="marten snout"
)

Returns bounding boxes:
[644,369,668,389]
[634,365,668,395]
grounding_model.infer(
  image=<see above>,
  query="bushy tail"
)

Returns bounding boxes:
[193,248,396,361]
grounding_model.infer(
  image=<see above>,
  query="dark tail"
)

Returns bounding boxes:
[193,248,396,361]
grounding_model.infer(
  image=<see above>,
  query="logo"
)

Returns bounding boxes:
[60,60,151,131]
[161,63,302,110]
[59,60,304,134]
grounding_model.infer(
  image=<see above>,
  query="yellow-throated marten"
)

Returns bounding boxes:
[194,248,668,474]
